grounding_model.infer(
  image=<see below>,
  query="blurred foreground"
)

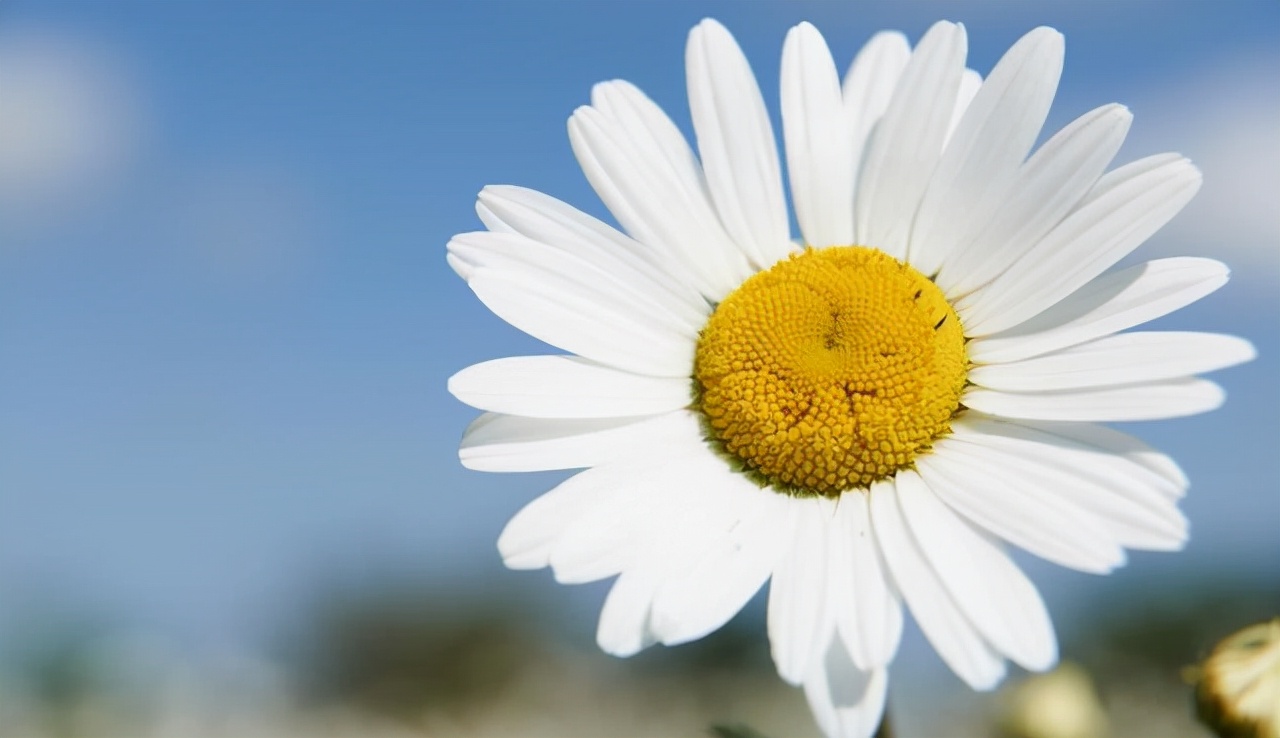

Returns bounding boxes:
[2,576,1276,738]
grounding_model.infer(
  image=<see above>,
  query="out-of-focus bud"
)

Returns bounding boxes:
[1191,617,1280,738]
[997,662,1108,738]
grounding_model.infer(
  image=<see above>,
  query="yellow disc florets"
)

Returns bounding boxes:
[693,246,967,498]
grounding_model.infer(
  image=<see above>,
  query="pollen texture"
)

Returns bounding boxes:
[694,246,967,497]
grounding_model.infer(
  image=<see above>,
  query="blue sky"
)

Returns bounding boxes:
[0,0,1277,665]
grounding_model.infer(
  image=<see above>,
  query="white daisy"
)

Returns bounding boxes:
[446,18,1255,737]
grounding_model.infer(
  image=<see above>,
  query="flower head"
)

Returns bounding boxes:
[447,18,1254,737]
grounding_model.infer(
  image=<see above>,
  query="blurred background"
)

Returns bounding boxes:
[0,1,1277,736]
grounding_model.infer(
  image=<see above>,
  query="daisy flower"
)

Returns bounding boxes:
[446,18,1255,737]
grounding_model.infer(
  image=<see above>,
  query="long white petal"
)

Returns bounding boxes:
[832,493,903,670]
[782,22,855,247]
[962,377,1226,422]
[969,332,1255,392]
[917,445,1126,573]
[476,185,709,324]
[451,232,695,376]
[910,27,1063,275]
[595,448,745,656]
[569,95,752,301]
[895,471,1057,671]
[687,19,791,269]
[854,21,967,260]
[651,484,792,646]
[769,499,834,684]
[842,31,911,174]
[942,424,1187,551]
[459,409,697,472]
[548,456,691,584]
[999,417,1188,495]
[868,476,1007,689]
[449,355,692,418]
[497,467,616,570]
[803,637,889,738]
[937,104,1131,298]
[967,257,1230,364]
[960,154,1202,336]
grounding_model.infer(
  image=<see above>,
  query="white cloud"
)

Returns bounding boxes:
[1122,50,1280,289]
[0,28,142,230]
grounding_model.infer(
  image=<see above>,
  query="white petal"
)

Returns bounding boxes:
[868,476,1007,689]
[970,332,1255,392]
[595,449,746,656]
[831,493,903,670]
[687,19,791,269]
[449,356,693,418]
[895,472,1057,671]
[547,457,689,584]
[960,154,1202,336]
[967,257,1230,364]
[497,467,612,570]
[943,419,1187,551]
[803,638,889,738]
[1004,418,1188,495]
[937,104,1132,298]
[597,566,661,657]
[943,68,982,148]
[854,21,967,260]
[782,22,855,247]
[842,31,911,172]
[909,27,1063,276]
[451,232,695,376]
[768,499,833,684]
[917,445,1126,574]
[962,377,1226,422]
[569,93,752,301]
[651,484,792,646]
[476,185,709,325]
[459,409,698,472]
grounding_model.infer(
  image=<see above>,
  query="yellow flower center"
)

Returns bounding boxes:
[693,246,967,497]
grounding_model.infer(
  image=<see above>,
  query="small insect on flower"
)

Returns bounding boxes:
[447,17,1255,738]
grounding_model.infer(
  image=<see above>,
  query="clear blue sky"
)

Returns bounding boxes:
[1,0,1276,658]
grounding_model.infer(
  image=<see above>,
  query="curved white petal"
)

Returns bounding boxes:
[960,153,1202,336]
[962,377,1226,422]
[651,483,793,646]
[868,476,1008,689]
[831,493,903,670]
[937,104,1132,298]
[497,466,617,571]
[854,21,967,260]
[687,19,791,269]
[459,409,698,472]
[895,472,1057,671]
[917,445,1126,574]
[942,420,1188,551]
[595,445,751,656]
[909,27,1063,276]
[451,232,695,376]
[769,498,834,684]
[476,185,709,325]
[803,637,889,738]
[449,355,693,418]
[944,69,983,148]
[1000,417,1188,495]
[782,22,855,248]
[569,92,752,301]
[548,458,691,584]
[967,257,1230,364]
[969,331,1255,392]
[842,30,911,175]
